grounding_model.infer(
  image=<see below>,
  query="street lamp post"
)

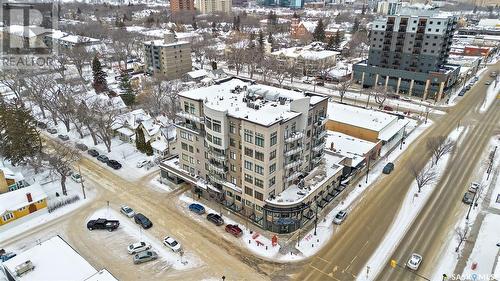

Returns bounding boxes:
[78,165,86,200]
[314,204,319,236]
[365,156,371,184]
[466,191,477,220]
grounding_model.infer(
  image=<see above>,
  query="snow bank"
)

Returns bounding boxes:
[356,126,466,281]
[480,81,500,113]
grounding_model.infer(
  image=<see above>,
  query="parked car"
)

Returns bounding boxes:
[462,192,475,205]
[134,213,153,229]
[302,78,312,84]
[315,80,325,86]
[133,250,158,264]
[472,77,479,83]
[206,213,224,226]
[87,218,120,231]
[383,106,394,111]
[120,205,135,218]
[188,203,205,214]
[36,121,47,129]
[58,134,69,141]
[406,253,423,270]
[97,155,109,163]
[465,84,472,91]
[136,159,151,168]
[47,128,58,134]
[490,71,497,77]
[15,260,34,276]
[75,143,88,151]
[107,160,122,170]
[458,89,466,96]
[87,149,99,157]
[333,210,348,225]
[225,224,243,237]
[0,252,16,262]
[127,242,151,254]
[485,80,492,85]
[469,182,480,193]
[70,173,83,183]
[383,162,395,174]
[163,236,182,252]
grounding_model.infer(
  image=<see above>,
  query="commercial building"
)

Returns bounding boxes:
[260,0,304,9]
[170,0,195,12]
[353,8,461,101]
[195,0,232,14]
[325,131,381,172]
[272,43,338,77]
[0,184,47,226]
[143,32,192,80]
[160,77,345,233]
[376,0,402,15]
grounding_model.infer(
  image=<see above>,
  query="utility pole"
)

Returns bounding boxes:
[78,164,86,200]
[314,203,319,236]
[486,146,497,181]
[466,191,476,220]
[365,156,371,184]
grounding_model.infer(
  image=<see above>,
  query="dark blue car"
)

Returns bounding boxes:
[189,203,205,214]
[0,252,16,262]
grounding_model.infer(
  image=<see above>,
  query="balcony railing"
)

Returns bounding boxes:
[285,131,304,143]
[208,149,227,161]
[284,146,302,157]
[207,173,225,186]
[208,162,227,174]
[316,130,327,140]
[312,143,325,153]
[176,111,203,123]
[284,159,302,170]
[286,171,301,182]
[314,117,328,127]
[175,122,202,134]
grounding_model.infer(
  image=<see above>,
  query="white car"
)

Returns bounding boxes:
[127,242,151,254]
[163,236,182,252]
[333,210,348,225]
[70,173,83,183]
[136,159,151,168]
[469,182,480,193]
[406,253,423,270]
[120,205,135,218]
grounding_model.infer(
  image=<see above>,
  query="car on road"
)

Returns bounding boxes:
[107,159,122,170]
[133,250,158,264]
[136,159,151,168]
[134,213,153,229]
[225,224,243,237]
[333,210,348,225]
[97,155,109,163]
[58,134,69,141]
[0,252,16,262]
[87,149,99,157]
[87,218,120,231]
[47,128,58,134]
[315,80,325,86]
[458,89,466,96]
[70,173,83,183]
[462,192,475,205]
[207,213,224,226]
[163,236,182,252]
[127,242,151,254]
[406,253,423,270]
[490,71,497,77]
[485,80,492,85]
[469,182,480,193]
[188,203,205,214]
[75,143,88,151]
[120,205,135,218]
[465,84,472,91]
[382,162,395,174]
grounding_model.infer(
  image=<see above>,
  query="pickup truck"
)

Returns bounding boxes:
[87,218,120,231]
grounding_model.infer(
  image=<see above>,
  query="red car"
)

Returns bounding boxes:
[225,224,243,237]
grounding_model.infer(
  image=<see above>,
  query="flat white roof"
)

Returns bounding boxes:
[144,39,190,48]
[179,78,327,126]
[326,131,377,167]
[327,102,397,132]
[3,236,97,281]
[0,184,47,216]
[84,269,119,281]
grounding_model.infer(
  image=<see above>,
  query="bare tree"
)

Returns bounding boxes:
[63,46,92,80]
[24,73,54,119]
[408,161,437,193]
[226,40,248,76]
[336,79,353,103]
[372,85,388,108]
[192,40,208,70]
[44,141,81,196]
[139,77,182,120]
[455,222,469,253]
[0,69,27,104]
[88,101,120,152]
[426,136,455,166]
[269,56,288,87]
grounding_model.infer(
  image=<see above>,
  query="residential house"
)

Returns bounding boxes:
[114,109,152,143]
[0,184,47,226]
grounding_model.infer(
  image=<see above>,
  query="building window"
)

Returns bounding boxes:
[244,174,253,184]
[245,200,254,208]
[229,122,236,134]
[269,150,276,160]
[213,136,222,145]
[244,129,253,143]
[254,191,263,201]
[205,117,212,129]
[270,132,277,146]
[2,212,13,222]
[230,138,236,147]
[230,151,236,160]
[181,142,188,150]
[255,133,264,147]
[436,29,439,32]
[269,163,276,174]
[231,164,236,172]
[245,186,253,196]
[255,205,263,212]
[244,160,253,171]
[182,153,188,161]
[255,165,264,175]
[255,178,264,188]
[244,147,253,157]
[255,151,264,161]
[269,176,275,187]
[235,195,242,201]
[212,120,221,132]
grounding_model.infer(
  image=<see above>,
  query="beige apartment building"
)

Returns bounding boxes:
[143,32,192,80]
[195,0,232,14]
[160,77,345,233]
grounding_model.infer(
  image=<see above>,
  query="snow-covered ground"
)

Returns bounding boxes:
[448,67,489,106]
[88,208,202,270]
[148,176,173,193]
[480,81,500,113]
[357,126,466,281]
[430,135,500,280]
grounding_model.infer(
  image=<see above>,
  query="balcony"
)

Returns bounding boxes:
[285,131,304,143]
[175,122,202,135]
[177,111,204,123]
[314,117,328,127]
[207,173,225,186]
[284,158,302,170]
[312,142,325,153]
[285,146,302,157]
[208,149,227,161]
[316,130,327,140]
[208,161,227,174]
[312,155,322,165]
[286,171,302,182]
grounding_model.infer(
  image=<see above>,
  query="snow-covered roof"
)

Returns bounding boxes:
[3,236,98,281]
[186,69,208,79]
[114,109,151,130]
[144,39,190,48]
[327,103,397,132]
[151,140,168,152]
[300,21,317,33]
[140,118,161,139]
[273,44,338,61]
[326,131,376,167]
[84,269,119,281]
[477,19,499,29]
[5,25,49,38]
[46,30,100,45]
[0,184,47,216]
[379,118,409,142]
[179,78,328,127]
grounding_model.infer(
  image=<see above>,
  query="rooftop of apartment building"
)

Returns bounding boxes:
[326,131,378,168]
[144,38,190,48]
[179,77,328,127]
[327,103,397,132]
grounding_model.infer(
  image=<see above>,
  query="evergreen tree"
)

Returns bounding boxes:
[473,6,477,13]
[333,30,343,49]
[192,18,198,30]
[326,35,335,50]
[236,15,241,31]
[313,19,326,42]
[352,17,360,33]
[92,55,107,92]
[0,101,42,166]
[267,32,274,44]
[145,140,154,156]
[135,127,146,153]
[76,7,82,15]
[258,29,265,53]
[211,22,216,34]
[119,74,135,106]
[361,4,366,15]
